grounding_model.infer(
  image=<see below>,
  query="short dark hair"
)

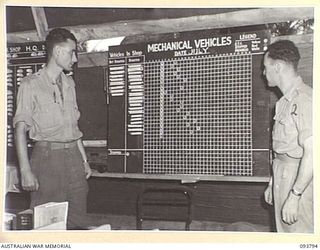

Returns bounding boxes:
[267,40,300,71]
[45,28,77,60]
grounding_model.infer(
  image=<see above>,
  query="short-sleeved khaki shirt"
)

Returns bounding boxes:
[13,68,83,142]
[272,76,312,158]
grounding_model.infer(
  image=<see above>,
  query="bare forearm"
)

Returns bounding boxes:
[77,138,88,162]
[15,122,39,191]
[77,138,92,179]
[15,122,31,172]
[292,136,313,194]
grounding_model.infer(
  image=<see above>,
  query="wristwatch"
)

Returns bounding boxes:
[291,188,302,197]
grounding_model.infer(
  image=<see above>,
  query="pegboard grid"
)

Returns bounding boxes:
[143,53,253,175]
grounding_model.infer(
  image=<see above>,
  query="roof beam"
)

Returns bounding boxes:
[31,7,48,41]
[7,7,314,44]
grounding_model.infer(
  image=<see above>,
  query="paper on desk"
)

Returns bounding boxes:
[33,202,68,230]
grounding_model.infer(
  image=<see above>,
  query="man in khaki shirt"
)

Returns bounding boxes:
[14,28,92,229]
[263,40,313,233]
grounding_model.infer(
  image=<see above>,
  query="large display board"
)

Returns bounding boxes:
[107,29,271,176]
[6,42,46,163]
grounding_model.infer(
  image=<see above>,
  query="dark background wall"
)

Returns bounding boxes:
[74,66,108,140]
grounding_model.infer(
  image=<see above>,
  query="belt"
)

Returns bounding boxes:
[275,153,301,163]
[36,141,78,150]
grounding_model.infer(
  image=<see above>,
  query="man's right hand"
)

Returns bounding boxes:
[21,169,39,191]
[264,184,273,205]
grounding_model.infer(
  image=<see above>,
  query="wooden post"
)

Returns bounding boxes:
[31,7,48,41]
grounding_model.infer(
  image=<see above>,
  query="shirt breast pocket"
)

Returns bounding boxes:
[278,113,297,139]
[33,102,64,133]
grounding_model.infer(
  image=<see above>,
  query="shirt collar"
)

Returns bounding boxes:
[282,76,304,102]
[39,67,72,89]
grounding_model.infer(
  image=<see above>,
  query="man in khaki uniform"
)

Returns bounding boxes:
[14,28,92,229]
[263,40,313,233]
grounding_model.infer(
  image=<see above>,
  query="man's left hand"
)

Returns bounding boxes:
[281,193,300,225]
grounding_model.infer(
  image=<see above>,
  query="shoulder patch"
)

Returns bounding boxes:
[19,72,41,86]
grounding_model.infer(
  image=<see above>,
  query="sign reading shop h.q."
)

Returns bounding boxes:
[7,42,46,60]
[109,30,269,61]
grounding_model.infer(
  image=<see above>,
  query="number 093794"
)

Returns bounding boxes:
[300,244,318,248]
